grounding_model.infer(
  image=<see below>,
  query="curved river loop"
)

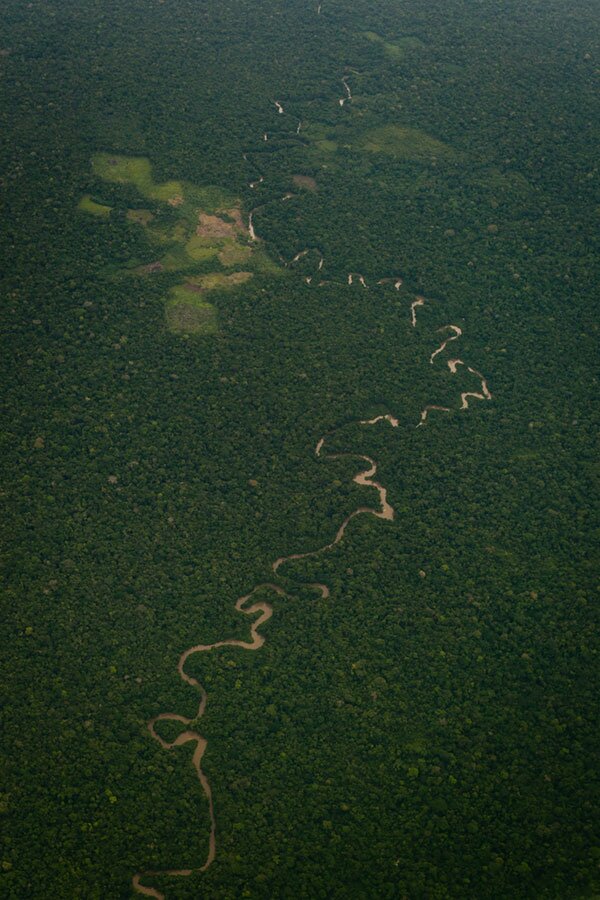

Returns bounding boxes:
[133,52,493,900]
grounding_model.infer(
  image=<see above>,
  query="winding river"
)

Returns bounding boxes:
[430,324,462,364]
[133,416,399,898]
[133,583,286,898]
[134,61,494,898]
[411,295,425,327]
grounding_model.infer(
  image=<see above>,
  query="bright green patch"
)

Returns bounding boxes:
[92,154,252,273]
[164,246,216,271]
[92,154,184,203]
[88,153,281,327]
[78,195,112,217]
[359,125,454,160]
[164,273,252,334]
[141,222,189,247]
[91,153,234,215]
[363,31,424,60]
[184,234,222,262]
[165,290,218,336]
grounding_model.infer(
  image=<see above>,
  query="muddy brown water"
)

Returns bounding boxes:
[411,296,425,327]
[430,324,462,364]
[134,80,494,898]
[133,420,399,898]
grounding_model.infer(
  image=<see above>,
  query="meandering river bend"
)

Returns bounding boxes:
[133,64,493,899]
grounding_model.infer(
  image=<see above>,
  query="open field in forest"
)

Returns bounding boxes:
[165,286,219,335]
[363,31,425,59]
[81,154,270,333]
[359,125,455,160]
[78,194,112,216]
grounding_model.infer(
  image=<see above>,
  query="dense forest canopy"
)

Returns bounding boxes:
[1,0,598,897]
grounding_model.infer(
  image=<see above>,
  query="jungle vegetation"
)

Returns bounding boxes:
[0,0,598,897]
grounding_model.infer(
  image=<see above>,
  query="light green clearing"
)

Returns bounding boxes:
[91,153,234,215]
[165,291,218,336]
[93,154,184,200]
[250,250,281,275]
[88,153,284,337]
[359,125,455,160]
[184,234,223,262]
[78,195,112,217]
[363,31,425,60]
[165,272,254,335]
[185,271,253,292]
[218,243,252,267]
[91,153,256,275]
[305,124,337,150]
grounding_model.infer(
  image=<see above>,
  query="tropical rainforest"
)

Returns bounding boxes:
[1,0,598,897]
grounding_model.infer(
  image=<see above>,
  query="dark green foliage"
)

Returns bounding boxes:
[1,1,598,898]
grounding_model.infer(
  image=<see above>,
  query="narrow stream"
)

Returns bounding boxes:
[411,296,425,327]
[430,324,462,364]
[133,416,400,898]
[134,61,494,897]
[339,76,352,106]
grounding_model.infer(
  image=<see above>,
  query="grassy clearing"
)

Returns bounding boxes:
[359,125,455,160]
[302,124,339,160]
[165,290,218,336]
[250,250,283,275]
[88,152,282,336]
[185,272,253,291]
[92,154,182,200]
[92,154,251,273]
[164,272,251,336]
[91,153,234,214]
[78,195,112,217]
[363,31,424,60]
[184,234,223,262]
[218,242,252,267]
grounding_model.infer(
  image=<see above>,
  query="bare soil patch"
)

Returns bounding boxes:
[218,207,245,230]
[135,260,164,275]
[188,272,253,291]
[196,208,244,240]
[224,271,252,286]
